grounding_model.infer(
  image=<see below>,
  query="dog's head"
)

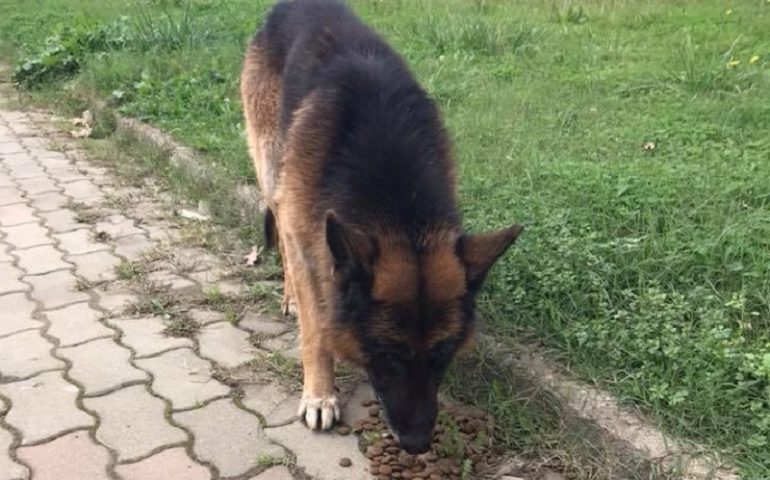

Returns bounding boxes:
[325,211,522,454]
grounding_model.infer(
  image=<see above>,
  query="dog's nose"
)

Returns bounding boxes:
[397,432,432,454]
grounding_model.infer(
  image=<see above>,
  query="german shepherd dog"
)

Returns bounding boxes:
[241,0,522,454]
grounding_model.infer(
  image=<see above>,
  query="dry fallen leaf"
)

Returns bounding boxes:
[244,245,262,266]
[642,140,656,153]
[70,110,94,138]
[178,209,210,222]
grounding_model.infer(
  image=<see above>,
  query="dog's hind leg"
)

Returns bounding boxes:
[241,34,297,316]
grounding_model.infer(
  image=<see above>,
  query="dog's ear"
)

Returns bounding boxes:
[459,224,523,289]
[325,210,376,271]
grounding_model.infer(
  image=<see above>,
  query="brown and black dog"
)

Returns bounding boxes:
[240,0,523,454]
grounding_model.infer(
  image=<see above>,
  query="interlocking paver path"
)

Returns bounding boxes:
[0,100,374,479]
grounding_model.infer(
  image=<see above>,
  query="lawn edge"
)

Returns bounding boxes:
[115,113,739,480]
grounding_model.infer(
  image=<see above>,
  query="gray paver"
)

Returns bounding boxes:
[239,312,291,337]
[6,164,45,180]
[0,187,24,207]
[16,176,58,196]
[26,191,68,212]
[16,431,110,480]
[110,317,193,358]
[53,229,109,256]
[24,270,89,309]
[60,179,102,201]
[38,209,86,233]
[173,399,287,478]
[145,270,197,292]
[0,245,12,263]
[95,290,138,314]
[265,422,368,480]
[250,466,294,480]
[59,338,148,395]
[95,215,144,239]
[198,322,257,368]
[113,233,155,261]
[136,348,229,410]
[0,292,40,337]
[242,383,298,427]
[84,385,187,462]
[0,425,29,480]
[44,303,114,347]
[14,245,70,275]
[1,223,52,249]
[115,447,211,480]
[0,203,37,227]
[0,330,63,378]
[66,250,120,282]
[0,372,93,445]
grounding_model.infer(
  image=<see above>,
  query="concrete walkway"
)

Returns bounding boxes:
[0,105,371,479]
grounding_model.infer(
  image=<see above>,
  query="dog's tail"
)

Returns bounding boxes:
[264,208,278,250]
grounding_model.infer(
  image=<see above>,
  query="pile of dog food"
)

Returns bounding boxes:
[348,398,498,479]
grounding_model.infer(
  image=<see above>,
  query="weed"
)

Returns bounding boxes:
[162,313,200,338]
[115,261,143,281]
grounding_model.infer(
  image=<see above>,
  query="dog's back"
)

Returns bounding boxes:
[256,0,459,237]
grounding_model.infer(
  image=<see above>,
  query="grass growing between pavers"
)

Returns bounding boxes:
[2,0,770,476]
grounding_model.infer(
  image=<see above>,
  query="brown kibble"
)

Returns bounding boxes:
[380,464,393,475]
[336,425,352,436]
[339,457,352,467]
[362,397,377,407]
[369,406,380,417]
[367,445,384,457]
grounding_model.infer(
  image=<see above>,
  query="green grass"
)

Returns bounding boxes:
[2,0,770,477]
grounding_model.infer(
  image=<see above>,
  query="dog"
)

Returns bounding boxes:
[240,0,523,454]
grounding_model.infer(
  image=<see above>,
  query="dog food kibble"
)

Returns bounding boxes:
[336,425,352,436]
[339,457,352,467]
[355,400,500,479]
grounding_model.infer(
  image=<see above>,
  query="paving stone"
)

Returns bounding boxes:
[115,447,211,480]
[260,332,297,353]
[0,141,24,155]
[143,222,181,243]
[0,264,30,295]
[26,191,68,212]
[0,292,40,337]
[66,250,120,282]
[110,317,193,358]
[0,330,63,378]
[38,209,86,232]
[0,244,12,262]
[0,173,13,188]
[94,215,144,239]
[84,385,187,462]
[0,202,37,227]
[174,399,286,478]
[16,431,110,480]
[47,166,89,184]
[239,312,291,337]
[250,466,294,480]
[145,270,197,292]
[242,383,299,427]
[14,244,70,275]
[188,308,227,325]
[0,424,29,480]
[61,179,102,201]
[96,290,138,314]
[44,303,114,347]
[25,270,89,309]
[0,187,24,207]
[136,348,229,410]
[113,233,155,261]
[265,422,368,480]
[53,229,109,256]
[0,372,93,444]
[16,176,58,196]
[198,322,257,368]
[1,222,52,249]
[59,338,148,395]
[6,163,45,180]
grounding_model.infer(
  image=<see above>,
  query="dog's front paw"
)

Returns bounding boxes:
[297,395,340,430]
